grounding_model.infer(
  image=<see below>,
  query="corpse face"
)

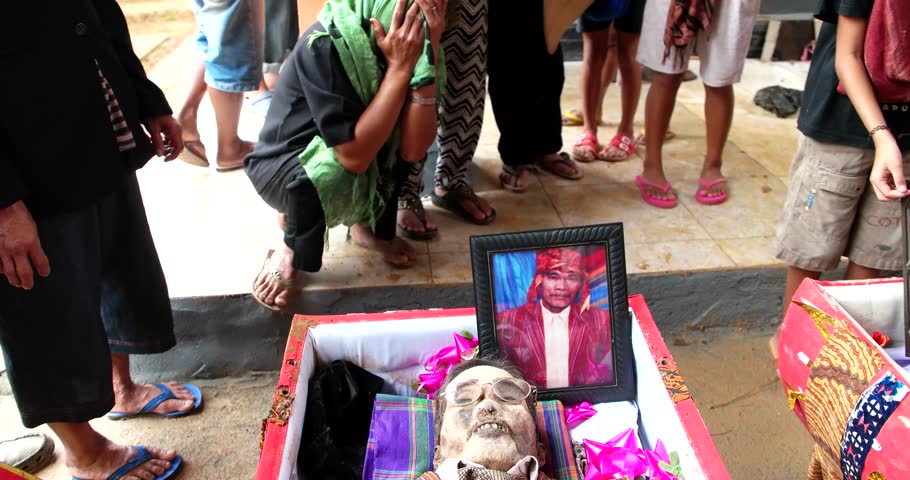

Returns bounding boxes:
[435,366,538,471]
[540,268,583,313]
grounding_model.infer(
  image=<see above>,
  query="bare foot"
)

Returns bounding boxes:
[434,186,493,223]
[66,442,178,480]
[253,245,298,308]
[216,139,255,171]
[111,382,196,416]
[698,165,727,199]
[769,330,780,361]
[639,169,677,202]
[350,224,416,267]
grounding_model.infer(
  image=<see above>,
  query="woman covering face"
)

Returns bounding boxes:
[245,0,448,311]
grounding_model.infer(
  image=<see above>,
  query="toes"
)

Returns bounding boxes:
[275,288,292,307]
[146,448,178,462]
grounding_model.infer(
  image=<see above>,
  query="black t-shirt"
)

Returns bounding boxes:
[244,23,367,193]
[797,0,910,151]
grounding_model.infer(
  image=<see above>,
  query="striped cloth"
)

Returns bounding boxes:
[363,395,579,480]
[94,60,136,152]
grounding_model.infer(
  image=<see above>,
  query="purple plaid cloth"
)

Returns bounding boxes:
[362,395,580,480]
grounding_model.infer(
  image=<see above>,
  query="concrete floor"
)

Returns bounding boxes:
[139,33,809,298]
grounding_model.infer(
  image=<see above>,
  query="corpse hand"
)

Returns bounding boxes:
[869,137,909,201]
[0,201,50,290]
[371,0,425,75]
[144,115,184,161]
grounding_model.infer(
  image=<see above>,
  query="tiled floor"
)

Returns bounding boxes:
[144,42,808,298]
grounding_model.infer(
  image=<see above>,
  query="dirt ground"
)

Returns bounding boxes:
[668,326,814,479]
[121,0,197,70]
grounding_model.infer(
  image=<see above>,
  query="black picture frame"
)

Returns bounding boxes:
[470,223,635,404]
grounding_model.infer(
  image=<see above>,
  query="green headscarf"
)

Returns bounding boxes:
[303,0,445,238]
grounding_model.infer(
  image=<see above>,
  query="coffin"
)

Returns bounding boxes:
[256,295,729,479]
[777,277,910,478]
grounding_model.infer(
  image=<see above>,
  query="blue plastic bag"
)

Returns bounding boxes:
[582,0,631,23]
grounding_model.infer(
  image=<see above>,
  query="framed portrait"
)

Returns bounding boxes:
[470,223,635,404]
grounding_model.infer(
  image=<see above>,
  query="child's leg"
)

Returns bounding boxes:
[700,84,734,198]
[582,30,611,137]
[641,71,684,199]
[597,29,619,122]
[615,31,641,140]
[574,28,612,162]
[635,0,689,200]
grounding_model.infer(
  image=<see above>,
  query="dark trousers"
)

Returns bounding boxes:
[487,0,565,166]
[0,173,174,428]
[258,158,408,272]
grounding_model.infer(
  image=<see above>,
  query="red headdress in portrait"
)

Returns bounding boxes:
[526,247,592,312]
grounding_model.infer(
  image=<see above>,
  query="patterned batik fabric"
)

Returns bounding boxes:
[803,327,885,480]
[365,396,578,480]
[94,60,136,152]
[840,373,909,479]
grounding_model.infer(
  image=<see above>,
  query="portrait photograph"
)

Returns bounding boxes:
[471,224,635,403]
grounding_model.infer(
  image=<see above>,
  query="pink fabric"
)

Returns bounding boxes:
[836,0,910,102]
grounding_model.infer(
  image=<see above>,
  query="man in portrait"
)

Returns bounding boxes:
[496,247,613,389]
[420,358,548,480]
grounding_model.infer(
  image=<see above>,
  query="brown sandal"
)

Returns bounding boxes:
[397,196,438,240]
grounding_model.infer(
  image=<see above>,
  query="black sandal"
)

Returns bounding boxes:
[430,187,496,225]
[397,196,438,240]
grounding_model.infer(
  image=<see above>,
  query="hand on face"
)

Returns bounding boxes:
[540,269,583,312]
[371,0,425,75]
[414,0,447,48]
[436,366,539,471]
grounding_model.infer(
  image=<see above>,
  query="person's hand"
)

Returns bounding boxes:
[415,0,447,52]
[371,0,425,75]
[143,115,183,161]
[869,135,909,201]
[0,201,50,290]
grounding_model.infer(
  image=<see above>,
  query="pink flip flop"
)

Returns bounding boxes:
[635,175,677,208]
[695,177,728,205]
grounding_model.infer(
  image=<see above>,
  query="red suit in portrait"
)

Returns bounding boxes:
[495,248,613,389]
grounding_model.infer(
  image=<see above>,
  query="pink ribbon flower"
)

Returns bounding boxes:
[582,428,677,480]
[416,331,478,399]
[565,401,598,427]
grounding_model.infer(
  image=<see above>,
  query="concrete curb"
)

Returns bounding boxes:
[130,266,790,379]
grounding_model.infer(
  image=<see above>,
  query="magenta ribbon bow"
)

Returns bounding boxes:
[416,332,478,399]
[583,428,676,480]
[565,402,598,427]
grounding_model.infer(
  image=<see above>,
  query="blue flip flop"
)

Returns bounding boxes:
[73,446,183,480]
[106,383,203,420]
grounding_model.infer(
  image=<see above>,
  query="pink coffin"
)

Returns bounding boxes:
[256,295,729,479]
[777,277,910,478]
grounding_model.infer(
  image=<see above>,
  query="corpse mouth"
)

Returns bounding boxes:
[470,421,511,437]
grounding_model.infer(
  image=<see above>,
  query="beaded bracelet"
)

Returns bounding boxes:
[869,124,890,137]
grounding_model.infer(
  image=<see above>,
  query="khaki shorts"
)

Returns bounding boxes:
[636,0,759,87]
[774,134,910,272]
